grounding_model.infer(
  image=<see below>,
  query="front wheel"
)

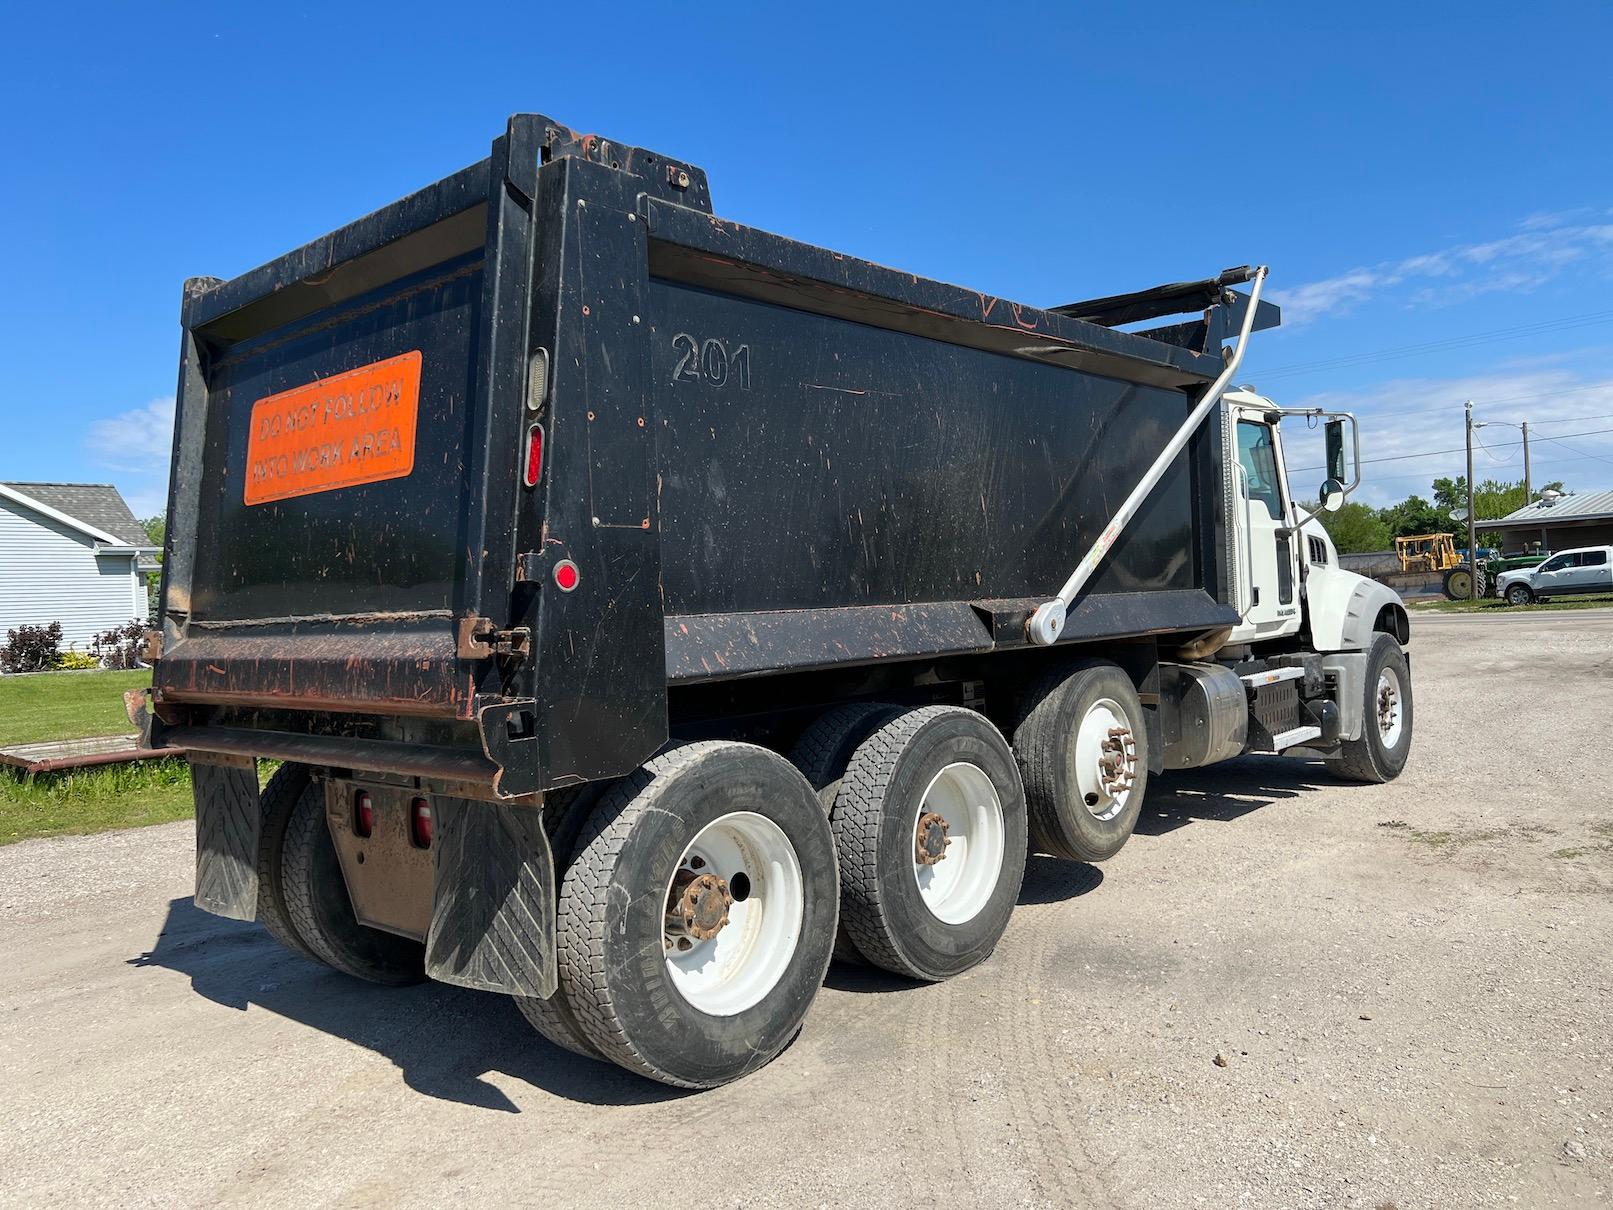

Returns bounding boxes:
[1505,583,1534,606]
[1327,633,1413,784]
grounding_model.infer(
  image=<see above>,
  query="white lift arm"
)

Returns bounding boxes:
[1027,265,1270,646]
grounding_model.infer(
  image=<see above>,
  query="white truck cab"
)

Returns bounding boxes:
[1217,388,1411,774]
[1496,545,1613,605]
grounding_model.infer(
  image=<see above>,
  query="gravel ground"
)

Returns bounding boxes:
[3,610,1611,1208]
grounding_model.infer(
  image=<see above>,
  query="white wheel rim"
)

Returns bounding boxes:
[1072,698,1138,821]
[662,811,803,1017]
[910,762,1005,925]
[1376,668,1404,748]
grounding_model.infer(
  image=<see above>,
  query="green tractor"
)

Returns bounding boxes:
[1440,545,1552,601]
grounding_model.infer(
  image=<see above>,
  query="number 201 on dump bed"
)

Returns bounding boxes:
[671,334,750,389]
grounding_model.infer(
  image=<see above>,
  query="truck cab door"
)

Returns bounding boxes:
[1573,549,1612,592]
[1533,552,1574,595]
[1227,410,1302,643]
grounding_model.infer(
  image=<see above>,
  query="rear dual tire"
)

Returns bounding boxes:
[280,781,425,986]
[555,742,838,1088]
[832,706,1028,982]
[255,762,423,986]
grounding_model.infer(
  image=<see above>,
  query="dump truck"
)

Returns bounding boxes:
[133,114,1414,1089]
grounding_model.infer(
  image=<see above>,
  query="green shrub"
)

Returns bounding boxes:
[55,651,100,671]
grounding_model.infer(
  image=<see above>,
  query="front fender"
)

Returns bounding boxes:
[1306,565,1409,652]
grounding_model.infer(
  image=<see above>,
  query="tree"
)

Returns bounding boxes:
[1319,501,1392,554]
[140,513,166,557]
[1429,476,1566,523]
[1377,494,1457,539]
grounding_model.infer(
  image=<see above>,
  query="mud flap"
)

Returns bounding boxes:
[191,754,261,921]
[425,797,557,998]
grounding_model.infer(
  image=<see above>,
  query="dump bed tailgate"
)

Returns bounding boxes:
[155,154,527,722]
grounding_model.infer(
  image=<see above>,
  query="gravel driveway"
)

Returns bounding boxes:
[3,611,1610,1208]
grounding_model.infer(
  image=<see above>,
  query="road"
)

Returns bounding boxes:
[4,612,1612,1208]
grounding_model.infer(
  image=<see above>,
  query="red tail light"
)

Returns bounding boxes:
[411,798,433,849]
[523,424,545,487]
[353,790,374,838]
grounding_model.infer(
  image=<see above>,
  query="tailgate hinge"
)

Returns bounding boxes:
[456,616,532,662]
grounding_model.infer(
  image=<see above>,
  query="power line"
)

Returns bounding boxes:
[1331,447,1605,489]
[1289,424,1613,472]
[1538,433,1613,468]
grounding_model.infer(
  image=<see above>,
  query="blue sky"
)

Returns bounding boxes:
[3,2,1611,515]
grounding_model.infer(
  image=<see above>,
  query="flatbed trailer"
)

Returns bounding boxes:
[137,114,1414,1087]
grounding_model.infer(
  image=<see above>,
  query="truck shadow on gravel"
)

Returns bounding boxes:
[131,849,1120,1105]
[129,897,696,1111]
[1136,756,1336,836]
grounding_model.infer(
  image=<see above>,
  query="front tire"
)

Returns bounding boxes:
[557,742,838,1088]
[1327,632,1414,784]
[1505,583,1534,606]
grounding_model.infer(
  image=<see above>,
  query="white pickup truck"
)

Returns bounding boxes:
[1496,545,1613,605]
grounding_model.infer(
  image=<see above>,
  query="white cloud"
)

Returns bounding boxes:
[86,397,176,472]
[85,396,175,520]
[1276,364,1613,507]
[1272,221,1613,326]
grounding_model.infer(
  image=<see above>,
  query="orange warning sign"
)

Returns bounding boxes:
[243,351,422,505]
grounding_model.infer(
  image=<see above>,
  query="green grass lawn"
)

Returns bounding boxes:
[1408,592,1613,614]
[0,760,193,845]
[0,668,197,845]
[0,668,151,746]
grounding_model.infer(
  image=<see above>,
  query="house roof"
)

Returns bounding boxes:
[0,481,158,549]
[1486,488,1613,529]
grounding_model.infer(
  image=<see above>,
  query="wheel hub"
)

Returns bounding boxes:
[914,811,951,866]
[1097,726,1137,797]
[1377,682,1398,735]
[666,869,733,944]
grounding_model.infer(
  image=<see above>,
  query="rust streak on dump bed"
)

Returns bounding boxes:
[156,619,476,720]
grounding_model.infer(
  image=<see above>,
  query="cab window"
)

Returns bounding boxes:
[1583,550,1608,567]
[1236,421,1284,520]
[1539,554,1572,572]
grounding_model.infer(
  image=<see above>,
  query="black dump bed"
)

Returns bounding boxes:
[146,114,1275,798]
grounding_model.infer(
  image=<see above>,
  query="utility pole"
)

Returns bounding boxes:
[1465,401,1478,599]
[1521,420,1532,502]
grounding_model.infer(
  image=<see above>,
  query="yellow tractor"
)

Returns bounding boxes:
[1396,533,1485,598]
[1395,533,1461,574]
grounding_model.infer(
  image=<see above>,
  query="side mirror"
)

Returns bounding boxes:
[1319,477,1346,513]
[1325,419,1348,483]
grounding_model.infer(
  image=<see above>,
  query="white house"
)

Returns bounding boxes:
[0,482,160,652]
